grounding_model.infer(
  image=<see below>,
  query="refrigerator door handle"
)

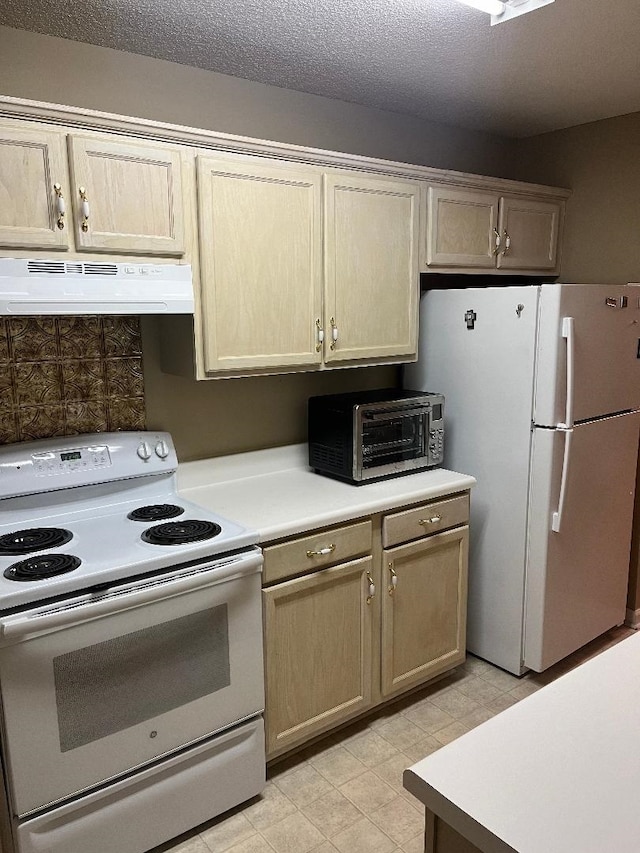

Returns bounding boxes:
[552,427,573,533]
[557,316,575,430]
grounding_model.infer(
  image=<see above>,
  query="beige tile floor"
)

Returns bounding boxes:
[155,626,634,853]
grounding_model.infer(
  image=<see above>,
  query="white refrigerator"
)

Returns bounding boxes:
[404,284,640,675]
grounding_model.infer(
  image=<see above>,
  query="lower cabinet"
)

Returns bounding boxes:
[381,527,468,697]
[262,557,374,757]
[262,493,470,759]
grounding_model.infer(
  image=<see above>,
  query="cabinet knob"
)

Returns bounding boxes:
[315,318,324,352]
[79,186,90,232]
[330,318,338,350]
[503,230,511,255]
[418,514,442,526]
[53,183,66,230]
[492,227,501,256]
[306,544,335,558]
[388,563,398,595]
[366,571,376,605]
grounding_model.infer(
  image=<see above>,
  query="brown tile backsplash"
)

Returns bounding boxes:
[102,316,144,357]
[0,316,145,445]
[7,317,58,362]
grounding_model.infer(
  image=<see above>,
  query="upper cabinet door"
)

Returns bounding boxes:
[324,172,420,364]
[197,156,323,374]
[425,185,499,269]
[68,135,186,256]
[0,125,71,251]
[497,196,561,271]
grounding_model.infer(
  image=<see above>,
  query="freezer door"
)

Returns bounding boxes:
[524,411,640,672]
[405,285,540,674]
[535,283,640,427]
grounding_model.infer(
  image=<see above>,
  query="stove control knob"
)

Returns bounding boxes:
[155,440,170,459]
[137,441,152,461]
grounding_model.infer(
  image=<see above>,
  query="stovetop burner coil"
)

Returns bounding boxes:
[0,527,73,556]
[4,554,81,582]
[127,504,185,522]
[141,519,222,546]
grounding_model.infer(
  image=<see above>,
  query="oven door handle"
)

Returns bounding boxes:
[0,550,263,642]
[362,407,428,422]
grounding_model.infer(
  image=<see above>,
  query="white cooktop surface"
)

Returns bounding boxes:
[0,480,256,609]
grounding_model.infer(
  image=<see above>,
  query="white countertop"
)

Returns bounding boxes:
[403,631,640,853]
[177,444,475,542]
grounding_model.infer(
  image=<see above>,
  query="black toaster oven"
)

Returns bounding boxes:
[308,388,444,484]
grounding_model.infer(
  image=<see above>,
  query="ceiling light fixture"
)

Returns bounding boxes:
[454,0,555,25]
[455,0,505,14]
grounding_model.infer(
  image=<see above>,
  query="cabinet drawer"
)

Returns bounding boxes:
[263,520,372,584]
[382,494,469,548]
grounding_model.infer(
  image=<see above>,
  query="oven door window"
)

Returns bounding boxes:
[0,568,263,817]
[361,411,427,468]
[54,606,230,752]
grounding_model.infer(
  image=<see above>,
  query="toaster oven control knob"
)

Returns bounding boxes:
[155,440,170,459]
[137,441,152,461]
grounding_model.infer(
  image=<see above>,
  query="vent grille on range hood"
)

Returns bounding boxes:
[0,259,194,315]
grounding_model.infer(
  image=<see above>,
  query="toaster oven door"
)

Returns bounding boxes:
[357,406,429,479]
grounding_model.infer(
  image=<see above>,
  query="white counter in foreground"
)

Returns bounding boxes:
[403,631,640,853]
[177,444,475,541]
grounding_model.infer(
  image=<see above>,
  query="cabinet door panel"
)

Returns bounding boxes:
[497,196,560,271]
[0,126,70,250]
[426,186,499,269]
[381,527,468,697]
[198,156,322,374]
[324,173,419,364]
[68,135,185,255]
[263,556,373,757]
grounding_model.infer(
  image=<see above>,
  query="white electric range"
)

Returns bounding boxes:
[0,431,265,853]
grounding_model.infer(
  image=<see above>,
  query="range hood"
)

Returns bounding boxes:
[0,259,194,315]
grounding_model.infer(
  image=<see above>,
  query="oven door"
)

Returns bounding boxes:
[0,549,264,817]
[356,405,429,480]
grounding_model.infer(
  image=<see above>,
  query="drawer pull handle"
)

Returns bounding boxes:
[79,186,90,232]
[53,183,66,229]
[330,317,338,350]
[419,515,442,526]
[366,571,376,605]
[388,563,398,595]
[306,544,336,558]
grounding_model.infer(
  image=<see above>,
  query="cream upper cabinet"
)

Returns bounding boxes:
[67,135,186,256]
[425,186,499,270]
[496,195,560,270]
[323,172,420,364]
[381,525,468,698]
[424,184,563,274]
[197,155,323,374]
[0,125,71,251]
[194,162,417,377]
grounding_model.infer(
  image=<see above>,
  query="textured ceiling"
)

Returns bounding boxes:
[2,0,640,138]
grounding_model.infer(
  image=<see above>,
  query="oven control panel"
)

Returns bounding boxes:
[0,432,178,499]
[32,446,111,476]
